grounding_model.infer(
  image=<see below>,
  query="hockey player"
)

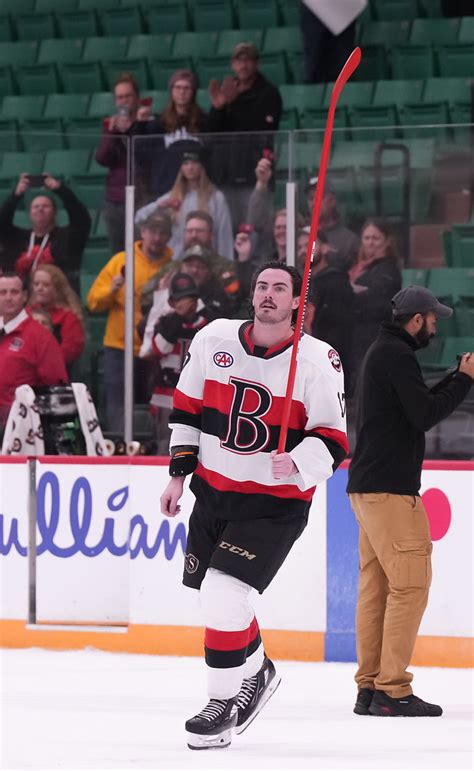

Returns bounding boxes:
[160,262,348,749]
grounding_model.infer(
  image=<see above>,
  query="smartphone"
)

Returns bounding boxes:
[28,174,45,187]
[140,97,153,107]
[116,105,130,117]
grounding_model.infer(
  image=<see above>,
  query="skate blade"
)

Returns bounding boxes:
[186,727,233,750]
[235,675,282,735]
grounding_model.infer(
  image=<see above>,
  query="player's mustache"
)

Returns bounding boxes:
[260,300,277,308]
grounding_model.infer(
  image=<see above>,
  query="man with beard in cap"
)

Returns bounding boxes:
[348,285,474,719]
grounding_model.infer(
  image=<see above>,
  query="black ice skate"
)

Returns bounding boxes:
[235,656,281,734]
[353,688,374,715]
[368,690,443,717]
[185,697,238,749]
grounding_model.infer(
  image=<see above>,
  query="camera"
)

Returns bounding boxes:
[28,174,46,187]
[456,353,470,363]
[116,105,130,118]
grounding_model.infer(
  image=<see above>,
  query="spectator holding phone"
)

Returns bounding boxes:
[135,146,233,260]
[95,72,151,255]
[0,173,91,294]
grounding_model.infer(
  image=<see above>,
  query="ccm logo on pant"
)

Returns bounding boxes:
[218,541,256,560]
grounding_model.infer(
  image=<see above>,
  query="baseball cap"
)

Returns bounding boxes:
[307,175,335,194]
[181,243,212,263]
[140,210,172,235]
[169,272,199,302]
[232,42,259,60]
[391,285,453,318]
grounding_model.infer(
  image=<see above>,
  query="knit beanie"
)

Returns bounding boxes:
[168,69,198,97]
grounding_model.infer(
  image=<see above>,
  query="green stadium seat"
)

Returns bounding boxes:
[372,78,424,108]
[402,268,429,287]
[20,118,66,151]
[262,27,302,55]
[60,62,106,94]
[216,29,263,57]
[0,40,38,67]
[332,140,375,170]
[418,0,443,16]
[323,80,374,108]
[0,16,14,43]
[236,0,279,29]
[38,38,84,65]
[141,89,169,112]
[78,0,116,8]
[190,1,233,32]
[87,154,108,177]
[0,151,44,179]
[356,165,406,219]
[92,208,108,238]
[44,93,90,119]
[423,77,471,107]
[56,11,99,39]
[127,34,174,60]
[410,18,461,44]
[66,117,103,150]
[259,53,289,85]
[0,119,19,151]
[448,225,474,268]
[287,51,305,84]
[149,57,194,90]
[102,59,149,91]
[459,16,474,43]
[100,7,144,36]
[399,102,450,136]
[277,0,298,25]
[359,20,411,46]
[173,31,219,59]
[456,306,474,336]
[352,44,387,80]
[279,83,324,113]
[43,149,91,177]
[349,105,398,140]
[88,92,115,117]
[80,272,98,305]
[145,3,190,34]
[436,44,474,77]
[1,94,46,120]
[0,0,34,11]
[428,267,474,304]
[81,246,110,274]
[196,87,211,111]
[16,64,61,96]
[70,174,105,210]
[36,0,76,10]
[279,107,299,130]
[301,105,349,132]
[378,137,436,168]
[436,337,474,368]
[82,36,129,63]
[371,0,419,21]
[14,12,56,41]
[195,56,231,87]
[391,45,435,79]
[0,66,16,97]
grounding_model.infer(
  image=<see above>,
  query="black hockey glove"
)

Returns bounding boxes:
[169,445,199,476]
[155,312,184,344]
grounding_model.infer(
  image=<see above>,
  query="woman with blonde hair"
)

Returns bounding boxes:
[28,264,85,367]
[135,147,233,259]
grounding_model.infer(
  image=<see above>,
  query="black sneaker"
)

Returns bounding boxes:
[368,690,443,717]
[353,688,374,715]
[185,697,238,749]
[235,656,281,735]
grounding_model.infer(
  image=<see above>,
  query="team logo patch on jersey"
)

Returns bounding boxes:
[185,553,199,574]
[213,351,234,368]
[328,348,341,372]
[9,337,24,351]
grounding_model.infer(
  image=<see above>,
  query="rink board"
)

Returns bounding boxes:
[0,457,472,666]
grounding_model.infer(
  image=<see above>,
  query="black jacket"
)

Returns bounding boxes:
[353,256,401,365]
[347,323,472,495]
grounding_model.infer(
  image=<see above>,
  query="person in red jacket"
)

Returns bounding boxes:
[28,264,85,369]
[0,272,68,435]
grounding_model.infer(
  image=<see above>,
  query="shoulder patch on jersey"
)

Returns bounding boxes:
[328,348,341,372]
[213,351,234,368]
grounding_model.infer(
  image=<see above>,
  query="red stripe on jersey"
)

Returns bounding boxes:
[311,426,349,453]
[195,462,315,501]
[173,388,203,415]
[205,625,250,652]
[249,616,259,641]
[203,379,307,431]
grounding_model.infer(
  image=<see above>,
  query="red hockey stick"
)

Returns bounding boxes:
[278,47,361,454]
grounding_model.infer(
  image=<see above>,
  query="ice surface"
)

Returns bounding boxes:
[1,648,472,771]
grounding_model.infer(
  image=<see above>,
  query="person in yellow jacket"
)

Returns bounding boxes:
[87,211,173,433]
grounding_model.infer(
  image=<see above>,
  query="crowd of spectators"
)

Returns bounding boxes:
[0,40,405,452]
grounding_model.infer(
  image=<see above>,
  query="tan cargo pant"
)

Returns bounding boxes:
[349,493,432,698]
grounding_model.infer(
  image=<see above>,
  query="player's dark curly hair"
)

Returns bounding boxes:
[248,261,302,326]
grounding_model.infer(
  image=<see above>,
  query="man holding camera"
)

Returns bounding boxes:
[0,173,91,293]
[348,285,474,719]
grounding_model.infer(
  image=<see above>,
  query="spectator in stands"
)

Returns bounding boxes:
[86,211,173,433]
[306,232,355,395]
[133,69,209,200]
[207,42,282,228]
[135,146,233,260]
[147,272,211,455]
[305,175,359,266]
[0,272,68,439]
[0,173,91,294]
[28,264,85,371]
[140,210,241,320]
[349,218,402,374]
[299,0,360,84]
[95,72,150,255]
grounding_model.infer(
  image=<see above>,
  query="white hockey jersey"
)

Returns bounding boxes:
[169,319,348,520]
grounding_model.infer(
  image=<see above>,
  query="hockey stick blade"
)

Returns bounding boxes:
[277,47,361,454]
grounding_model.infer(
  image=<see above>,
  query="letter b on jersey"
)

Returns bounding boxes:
[221,377,271,453]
